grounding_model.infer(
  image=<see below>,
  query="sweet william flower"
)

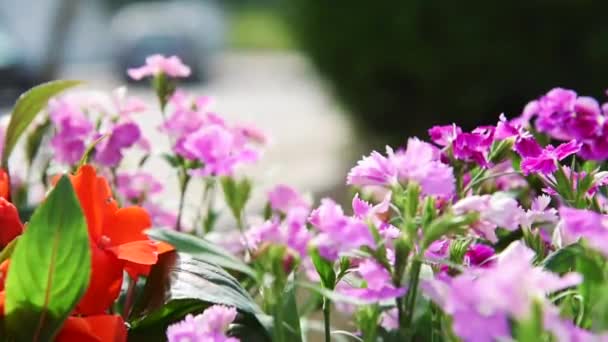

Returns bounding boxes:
[348,138,455,197]
[49,97,94,165]
[94,122,142,167]
[116,171,163,203]
[167,305,240,342]
[559,207,608,257]
[309,198,375,261]
[267,184,310,214]
[516,137,581,175]
[428,124,461,146]
[452,126,494,167]
[127,54,191,80]
[339,260,407,302]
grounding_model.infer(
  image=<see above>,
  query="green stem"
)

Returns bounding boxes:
[404,258,422,331]
[122,276,138,319]
[323,296,331,342]
[175,170,191,231]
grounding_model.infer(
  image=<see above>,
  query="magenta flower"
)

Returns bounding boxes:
[128,54,191,80]
[517,139,581,175]
[179,124,259,177]
[352,192,399,240]
[428,124,462,146]
[452,126,494,167]
[162,91,209,139]
[423,242,581,342]
[143,202,177,229]
[531,87,578,140]
[94,122,142,167]
[348,138,454,197]
[494,114,520,140]
[347,148,398,187]
[339,260,407,302]
[49,98,94,164]
[559,207,608,257]
[463,244,495,267]
[267,184,310,214]
[453,193,524,242]
[309,199,375,261]
[116,171,163,202]
[166,305,239,342]
[112,86,147,118]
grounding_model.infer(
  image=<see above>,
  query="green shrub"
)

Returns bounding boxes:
[285,0,608,145]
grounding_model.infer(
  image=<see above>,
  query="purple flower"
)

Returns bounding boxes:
[423,242,581,342]
[347,148,398,187]
[347,139,455,197]
[533,87,578,140]
[494,114,520,140]
[428,124,461,146]
[463,244,494,267]
[309,199,375,261]
[162,91,209,140]
[452,126,494,167]
[116,171,163,202]
[518,139,581,175]
[180,124,259,177]
[94,122,142,167]
[128,54,191,80]
[49,98,94,164]
[246,206,311,257]
[559,207,608,257]
[143,202,177,229]
[166,305,239,342]
[352,192,399,240]
[339,260,407,302]
[453,193,524,242]
[267,185,310,214]
[566,96,603,140]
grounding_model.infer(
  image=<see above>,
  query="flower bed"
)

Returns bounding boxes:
[0,55,606,341]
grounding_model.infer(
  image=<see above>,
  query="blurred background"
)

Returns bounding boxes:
[1,0,608,196]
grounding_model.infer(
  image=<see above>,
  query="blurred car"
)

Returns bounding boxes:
[0,25,45,107]
[110,0,226,84]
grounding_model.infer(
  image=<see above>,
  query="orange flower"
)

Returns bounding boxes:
[70,165,172,315]
[56,315,127,342]
[0,168,9,200]
[0,197,23,248]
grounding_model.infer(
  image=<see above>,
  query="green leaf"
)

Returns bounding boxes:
[541,243,584,274]
[24,119,51,167]
[310,248,336,290]
[4,176,90,341]
[2,80,82,168]
[273,279,303,342]
[221,177,252,224]
[147,228,256,277]
[129,253,269,341]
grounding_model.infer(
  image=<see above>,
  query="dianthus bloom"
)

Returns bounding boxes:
[128,54,191,80]
[347,138,454,197]
[515,135,581,175]
[309,198,375,261]
[166,305,239,342]
[453,192,524,242]
[423,242,581,342]
[338,260,407,302]
[116,171,163,202]
[558,207,608,257]
[49,97,94,164]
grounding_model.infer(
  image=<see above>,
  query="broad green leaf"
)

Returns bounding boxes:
[24,118,50,167]
[310,248,336,290]
[4,176,90,341]
[129,253,269,341]
[147,228,256,277]
[2,80,82,168]
[541,243,584,274]
[273,279,303,342]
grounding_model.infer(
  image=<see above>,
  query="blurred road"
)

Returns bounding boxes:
[57,52,354,225]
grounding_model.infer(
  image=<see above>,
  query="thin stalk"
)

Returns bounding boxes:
[323,296,331,342]
[404,258,422,330]
[175,170,191,231]
[122,276,138,319]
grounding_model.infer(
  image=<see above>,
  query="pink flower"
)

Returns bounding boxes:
[339,260,407,302]
[128,54,191,80]
[267,185,310,214]
[116,171,163,202]
[453,193,524,242]
[559,207,608,257]
[517,139,581,175]
[166,305,239,342]
[452,126,495,167]
[94,122,142,167]
[347,148,398,187]
[309,199,375,261]
[49,97,94,164]
[428,124,462,146]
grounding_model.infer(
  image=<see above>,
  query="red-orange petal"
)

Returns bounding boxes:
[76,246,123,315]
[105,207,151,246]
[0,197,23,248]
[156,241,175,254]
[109,240,158,266]
[0,169,9,200]
[57,315,127,342]
[70,165,106,241]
